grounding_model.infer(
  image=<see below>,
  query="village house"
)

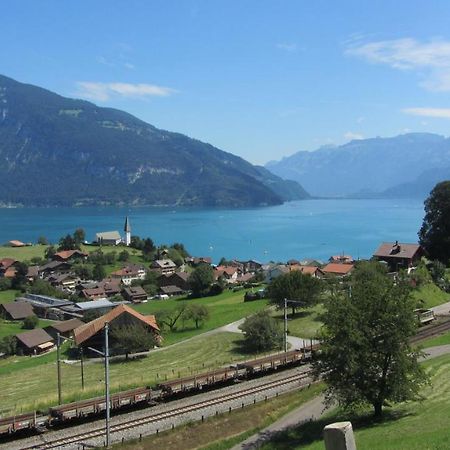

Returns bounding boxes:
[0,258,19,278]
[373,241,425,272]
[0,301,35,321]
[185,256,212,266]
[39,260,72,279]
[47,273,80,293]
[329,255,354,264]
[26,265,40,282]
[78,279,122,300]
[159,285,184,297]
[158,271,190,292]
[151,259,177,275]
[291,265,325,278]
[15,328,54,355]
[322,263,354,277]
[214,266,239,283]
[110,264,147,285]
[242,259,263,273]
[44,318,85,340]
[122,285,148,303]
[73,304,160,354]
[263,264,290,283]
[52,249,88,262]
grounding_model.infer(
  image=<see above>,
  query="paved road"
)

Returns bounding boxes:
[231,344,450,450]
[431,300,450,316]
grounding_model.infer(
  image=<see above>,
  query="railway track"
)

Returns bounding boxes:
[410,318,450,344]
[23,369,314,449]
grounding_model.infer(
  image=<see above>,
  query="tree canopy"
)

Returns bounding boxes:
[182,304,210,329]
[239,310,283,352]
[313,261,427,417]
[419,181,450,264]
[267,270,322,314]
[188,264,214,297]
[111,323,157,359]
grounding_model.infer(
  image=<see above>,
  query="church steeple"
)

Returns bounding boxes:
[124,216,131,246]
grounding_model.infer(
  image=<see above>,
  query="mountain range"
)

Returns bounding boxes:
[266,133,450,199]
[0,74,309,207]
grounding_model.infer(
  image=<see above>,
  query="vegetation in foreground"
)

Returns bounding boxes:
[261,353,450,450]
[314,261,427,417]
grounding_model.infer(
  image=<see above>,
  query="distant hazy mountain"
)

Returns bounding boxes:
[266,133,450,198]
[0,74,309,207]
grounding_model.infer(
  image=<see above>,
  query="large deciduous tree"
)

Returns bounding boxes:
[239,311,283,352]
[111,323,157,359]
[188,264,214,297]
[267,270,322,315]
[419,181,450,264]
[182,304,210,329]
[313,261,427,417]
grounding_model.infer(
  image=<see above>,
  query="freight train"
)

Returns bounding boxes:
[0,347,317,437]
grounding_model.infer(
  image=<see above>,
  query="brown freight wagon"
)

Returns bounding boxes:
[49,387,152,421]
[0,412,47,434]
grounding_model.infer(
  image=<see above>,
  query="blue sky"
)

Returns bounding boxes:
[2,1,450,164]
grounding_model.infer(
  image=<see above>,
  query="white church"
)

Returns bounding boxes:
[95,216,131,246]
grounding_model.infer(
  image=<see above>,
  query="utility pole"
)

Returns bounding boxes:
[56,332,62,404]
[80,347,85,390]
[284,298,288,353]
[104,322,110,447]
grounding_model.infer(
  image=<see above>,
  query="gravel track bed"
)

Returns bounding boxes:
[1,364,314,450]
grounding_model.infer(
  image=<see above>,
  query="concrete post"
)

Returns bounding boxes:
[323,421,357,450]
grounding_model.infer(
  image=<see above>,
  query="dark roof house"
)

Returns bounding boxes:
[44,318,85,339]
[373,241,424,271]
[122,286,148,303]
[15,328,54,354]
[0,301,35,320]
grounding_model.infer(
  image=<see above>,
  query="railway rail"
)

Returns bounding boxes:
[22,369,314,449]
[410,318,450,344]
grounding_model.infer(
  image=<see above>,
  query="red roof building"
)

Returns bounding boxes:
[322,263,354,277]
[73,304,160,351]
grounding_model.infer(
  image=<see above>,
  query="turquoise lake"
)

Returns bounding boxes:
[0,199,425,263]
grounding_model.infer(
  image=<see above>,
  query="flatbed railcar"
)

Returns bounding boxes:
[0,412,47,434]
[0,347,318,438]
[237,349,311,374]
[49,387,154,422]
[157,366,240,395]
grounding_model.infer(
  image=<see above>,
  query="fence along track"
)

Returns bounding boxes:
[24,369,314,449]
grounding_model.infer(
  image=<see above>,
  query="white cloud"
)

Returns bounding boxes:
[402,107,450,119]
[344,131,364,140]
[75,82,177,101]
[346,38,450,92]
[124,62,135,70]
[356,116,365,124]
[276,43,297,52]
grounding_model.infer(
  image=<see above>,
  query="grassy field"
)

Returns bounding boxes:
[412,283,449,308]
[0,289,19,304]
[421,330,450,348]
[0,331,275,416]
[0,243,143,261]
[260,354,450,450]
[114,383,325,450]
[134,289,268,346]
[0,318,53,339]
[272,304,324,339]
